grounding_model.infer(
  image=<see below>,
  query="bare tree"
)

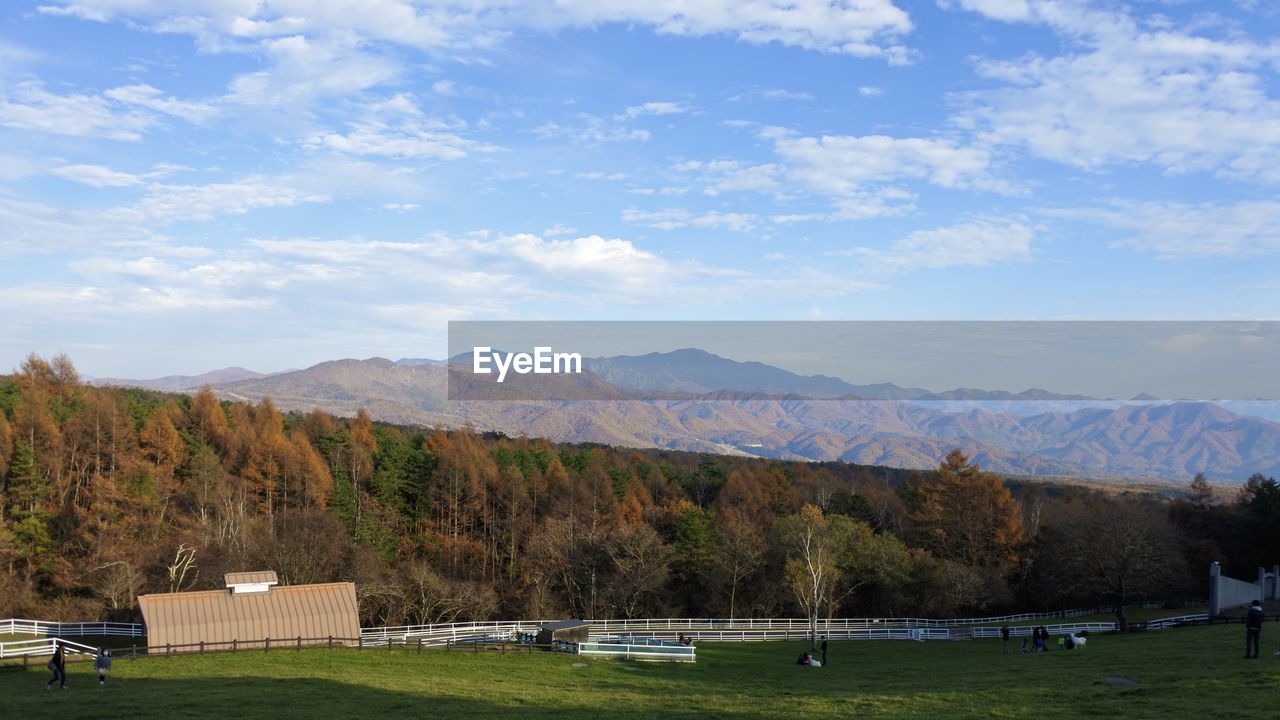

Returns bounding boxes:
[167,544,198,593]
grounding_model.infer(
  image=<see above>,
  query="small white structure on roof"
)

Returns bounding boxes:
[224,570,279,595]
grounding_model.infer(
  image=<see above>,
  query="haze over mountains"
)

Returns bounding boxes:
[91,349,1280,482]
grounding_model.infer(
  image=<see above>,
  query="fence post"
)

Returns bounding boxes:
[417,638,422,654]
[265,638,271,653]
[328,636,333,649]
[232,639,238,653]
[200,641,205,655]
[297,636,302,651]
[358,637,364,650]
[166,643,171,657]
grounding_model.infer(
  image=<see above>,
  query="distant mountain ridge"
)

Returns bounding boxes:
[91,366,267,391]
[185,353,1280,482]
[584,348,1098,401]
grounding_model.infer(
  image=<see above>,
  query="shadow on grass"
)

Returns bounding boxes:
[0,664,803,720]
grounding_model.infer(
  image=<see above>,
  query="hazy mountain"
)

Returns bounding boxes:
[91,366,267,391]
[395,358,441,366]
[198,355,1280,481]
[584,348,890,397]
[584,348,1098,402]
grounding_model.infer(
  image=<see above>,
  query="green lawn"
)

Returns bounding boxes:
[1,624,1276,719]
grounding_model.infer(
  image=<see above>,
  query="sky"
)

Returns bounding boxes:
[1,0,1279,379]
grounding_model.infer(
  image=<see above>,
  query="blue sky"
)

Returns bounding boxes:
[1,0,1278,378]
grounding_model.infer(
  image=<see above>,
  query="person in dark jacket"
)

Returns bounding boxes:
[1245,600,1265,659]
[820,638,828,666]
[1001,624,1010,655]
[95,649,113,685]
[45,642,66,689]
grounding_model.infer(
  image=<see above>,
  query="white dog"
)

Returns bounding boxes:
[1071,634,1087,650]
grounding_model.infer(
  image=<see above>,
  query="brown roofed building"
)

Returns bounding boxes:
[138,572,359,650]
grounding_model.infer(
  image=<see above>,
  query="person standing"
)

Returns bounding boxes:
[820,637,828,666]
[1000,625,1010,655]
[1245,599,1265,659]
[95,649,113,685]
[45,642,66,689]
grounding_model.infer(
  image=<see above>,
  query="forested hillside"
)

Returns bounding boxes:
[1,355,1277,626]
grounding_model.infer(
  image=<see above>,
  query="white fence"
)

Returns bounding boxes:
[971,622,1119,639]
[579,639,696,662]
[0,600,1187,650]
[0,619,144,638]
[615,627,951,642]
[0,637,100,659]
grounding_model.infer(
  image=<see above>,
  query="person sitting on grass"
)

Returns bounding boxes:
[795,651,822,667]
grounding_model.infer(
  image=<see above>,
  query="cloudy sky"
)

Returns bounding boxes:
[2,0,1278,378]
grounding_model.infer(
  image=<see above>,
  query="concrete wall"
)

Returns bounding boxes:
[1209,562,1278,615]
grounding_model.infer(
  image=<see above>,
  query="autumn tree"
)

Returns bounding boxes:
[187,387,229,451]
[604,523,671,618]
[911,450,1023,568]
[349,409,377,527]
[1034,498,1187,628]
[0,410,12,494]
[139,406,185,518]
[709,514,766,619]
[776,504,854,647]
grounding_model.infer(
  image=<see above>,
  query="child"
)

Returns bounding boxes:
[95,649,113,686]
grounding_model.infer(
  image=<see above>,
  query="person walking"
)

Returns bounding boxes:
[820,637,828,666]
[1245,599,1265,659]
[1001,624,1010,655]
[95,648,113,685]
[45,642,66,690]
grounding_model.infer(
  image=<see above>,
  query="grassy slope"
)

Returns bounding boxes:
[1,623,1276,720]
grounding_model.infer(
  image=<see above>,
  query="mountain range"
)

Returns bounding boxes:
[91,349,1280,482]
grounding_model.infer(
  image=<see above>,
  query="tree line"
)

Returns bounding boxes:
[1,354,1277,627]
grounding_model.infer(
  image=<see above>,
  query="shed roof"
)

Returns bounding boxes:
[138,582,359,649]
[224,571,278,586]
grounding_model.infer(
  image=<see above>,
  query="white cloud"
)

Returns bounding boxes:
[622,207,758,232]
[103,84,217,123]
[51,164,142,187]
[247,232,746,302]
[1049,200,1280,258]
[39,0,916,60]
[675,132,1014,216]
[619,101,689,119]
[575,171,627,181]
[381,202,421,212]
[225,35,401,107]
[841,216,1035,272]
[678,160,782,196]
[104,177,330,226]
[777,134,1016,195]
[951,0,1280,181]
[0,80,153,140]
[0,154,47,182]
[534,115,652,145]
[728,88,814,102]
[543,223,577,237]
[309,122,499,160]
[858,85,883,96]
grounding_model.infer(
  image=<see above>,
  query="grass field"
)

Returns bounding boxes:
[1,623,1276,719]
